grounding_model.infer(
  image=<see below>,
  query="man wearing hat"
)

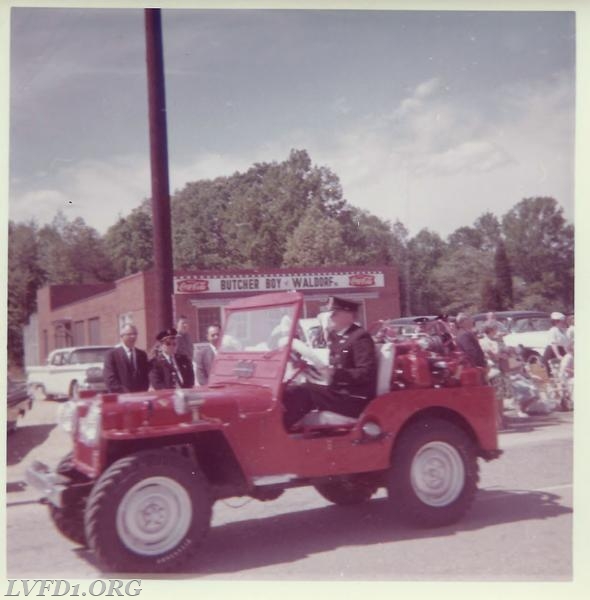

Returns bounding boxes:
[149,328,196,390]
[283,296,378,429]
[103,323,150,393]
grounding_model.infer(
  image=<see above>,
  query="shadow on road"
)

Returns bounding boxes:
[499,412,571,434]
[85,487,569,578]
[6,423,56,467]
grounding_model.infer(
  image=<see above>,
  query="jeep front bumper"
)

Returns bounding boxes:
[25,461,71,508]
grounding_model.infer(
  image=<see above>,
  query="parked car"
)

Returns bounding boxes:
[7,377,33,433]
[473,311,552,359]
[26,346,112,400]
[26,291,500,573]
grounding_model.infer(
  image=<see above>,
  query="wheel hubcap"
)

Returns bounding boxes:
[116,476,192,556]
[410,441,465,507]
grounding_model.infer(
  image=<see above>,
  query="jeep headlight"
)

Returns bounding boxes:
[57,401,78,434]
[79,402,102,445]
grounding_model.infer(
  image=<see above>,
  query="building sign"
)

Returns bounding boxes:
[174,271,385,295]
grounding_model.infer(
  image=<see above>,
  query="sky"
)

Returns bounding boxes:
[7,3,578,238]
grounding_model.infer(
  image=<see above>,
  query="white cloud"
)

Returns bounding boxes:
[10,156,152,233]
[415,77,442,99]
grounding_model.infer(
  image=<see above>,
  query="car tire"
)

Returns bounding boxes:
[85,450,212,573]
[387,418,479,527]
[315,474,379,506]
[48,453,89,546]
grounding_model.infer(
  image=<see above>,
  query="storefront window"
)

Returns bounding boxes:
[197,307,222,342]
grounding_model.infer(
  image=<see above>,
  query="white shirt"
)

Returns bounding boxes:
[549,326,568,349]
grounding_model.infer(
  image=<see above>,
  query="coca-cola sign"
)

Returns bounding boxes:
[348,274,375,287]
[177,279,209,293]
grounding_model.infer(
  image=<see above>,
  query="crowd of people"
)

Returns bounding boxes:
[455,310,574,421]
[102,316,221,394]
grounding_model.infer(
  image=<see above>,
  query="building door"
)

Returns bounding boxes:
[197,307,222,342]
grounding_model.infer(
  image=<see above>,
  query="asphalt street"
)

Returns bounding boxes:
[4,396,574,581]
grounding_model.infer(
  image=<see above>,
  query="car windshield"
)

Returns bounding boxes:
[220,305,297,352]
[511,317,552,333]
[69,348,110,364]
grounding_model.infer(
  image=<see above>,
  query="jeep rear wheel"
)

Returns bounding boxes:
[315,475,379,506]
[85,450,211,573]
[387,419,478,527]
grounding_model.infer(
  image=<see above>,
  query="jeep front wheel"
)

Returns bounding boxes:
[315,474,379,506]
[85,450,211,573]
[387,419,478,527]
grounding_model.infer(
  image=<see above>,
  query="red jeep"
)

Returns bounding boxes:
[26,291,501,573]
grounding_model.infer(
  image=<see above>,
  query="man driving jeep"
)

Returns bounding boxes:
[282,296,377,429]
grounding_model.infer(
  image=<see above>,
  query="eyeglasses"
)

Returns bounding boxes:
[163,340,177,346]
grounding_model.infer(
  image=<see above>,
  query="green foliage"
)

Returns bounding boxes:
[37,213,115,284]
[104,202,154,277]
[430,246,493,315]
[407,229,447,314]
[493,239,513,309]
[283,202,351,266]
[502,197,573,310]
[7,222,44,366]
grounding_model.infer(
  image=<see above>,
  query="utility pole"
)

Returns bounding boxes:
[145,8,173,330]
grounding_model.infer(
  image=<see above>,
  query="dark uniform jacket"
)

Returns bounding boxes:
[149,352,195,390]
[328,324,377,401]
[103,346,150,393]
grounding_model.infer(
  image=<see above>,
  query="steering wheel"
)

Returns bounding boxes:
[285,350,321,384]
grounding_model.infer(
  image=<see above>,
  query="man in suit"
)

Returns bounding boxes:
[455,313,486,368]
[103,324,150,393]
[283,296,377,429]
[195,324,221,386]
[149,328,195,390]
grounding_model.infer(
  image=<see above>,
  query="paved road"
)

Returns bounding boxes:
[5,397,573,581]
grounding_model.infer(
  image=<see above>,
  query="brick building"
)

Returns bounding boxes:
[25,265,400,365]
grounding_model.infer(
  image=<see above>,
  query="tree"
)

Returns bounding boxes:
[7,221,44,366]
[37,212,115,284]
[493,239,513,309]
[447,226,483,250]
[407,229,447,314]
[283,202,352,266]
[473,212,501,252]
[104,202,154,277]
[430,246,493,315]
[502,197,573,309]
[337,207,396,266]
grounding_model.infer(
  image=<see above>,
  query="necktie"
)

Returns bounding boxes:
[128,349,136,373]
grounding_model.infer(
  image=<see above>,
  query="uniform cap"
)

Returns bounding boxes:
[156,327,178,341]
[550,312,565,321]
[323,296,360,313]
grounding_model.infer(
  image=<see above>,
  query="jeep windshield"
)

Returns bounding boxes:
[220,305,297,353]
